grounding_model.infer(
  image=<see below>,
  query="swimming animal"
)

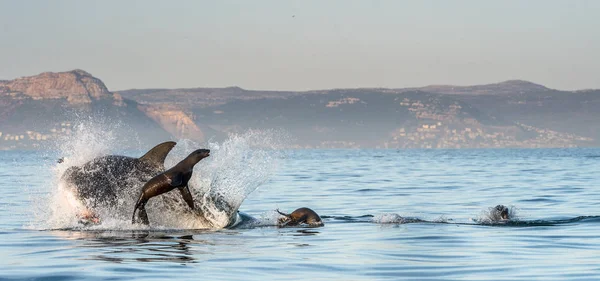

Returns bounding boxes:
[491,205,510,221]
[277,207,324,227]
[132,149,210,225]
[60,141,177,222]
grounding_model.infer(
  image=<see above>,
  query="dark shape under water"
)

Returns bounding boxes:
[60,141,177,217]
[61,141,254,229]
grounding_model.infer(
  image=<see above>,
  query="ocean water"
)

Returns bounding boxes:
[1,137,600,280]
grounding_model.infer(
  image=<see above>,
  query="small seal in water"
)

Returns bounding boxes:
[132,149,211,225]
[491,205,510,221]
[277,207,324,227]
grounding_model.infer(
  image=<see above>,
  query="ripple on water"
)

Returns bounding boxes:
[2,148,600,280]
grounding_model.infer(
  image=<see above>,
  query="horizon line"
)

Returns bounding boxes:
[3,69,599,93]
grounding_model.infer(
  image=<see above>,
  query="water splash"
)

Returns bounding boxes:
[372,213,428,224]
[29,120,120,229]
[152,130,287,229]
[373,213,405,224]
[35,125,286,231]
[474,205,519,224]
[226,211,280,229]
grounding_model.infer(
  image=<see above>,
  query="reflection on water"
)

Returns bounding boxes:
[56,231,190,263]
[49,230,235,264]
[41,213,600,265]
[292,229,320,236]
[43,226,326,264]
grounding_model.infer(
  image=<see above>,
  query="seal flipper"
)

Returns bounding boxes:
[137,207,150,225]
[132,193,150,225]
[178,186,195,209]
[138,141,177,170]
[276,209,290,217]
[276,209,292,226]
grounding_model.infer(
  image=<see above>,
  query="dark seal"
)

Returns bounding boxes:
[132,149,211,225]
[491,205,510,221]
[277,207,324,227]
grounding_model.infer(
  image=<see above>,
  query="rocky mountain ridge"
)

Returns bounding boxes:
[417,80,551,95]
[138,104,204,141]
[1,69,598,149]
[117,79,562,107]
[119,79,599,148]
[117,86,297,108]
[0,70,113,104]
[0,70,191,149]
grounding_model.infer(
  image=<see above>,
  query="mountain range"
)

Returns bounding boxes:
[1,70,598,149]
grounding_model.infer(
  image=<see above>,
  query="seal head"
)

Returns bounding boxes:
[277,207,324,227]
[492,205,510,221]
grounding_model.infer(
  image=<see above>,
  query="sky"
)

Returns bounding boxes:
[1,0,598,91]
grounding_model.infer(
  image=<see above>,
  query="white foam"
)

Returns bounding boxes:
[372,213,406,224]
[151,130,286,229]
[474,205,519,223]
[33,125,286,231]
[31,120,121,230]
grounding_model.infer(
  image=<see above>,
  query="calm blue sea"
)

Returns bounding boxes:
[1,147,600,280]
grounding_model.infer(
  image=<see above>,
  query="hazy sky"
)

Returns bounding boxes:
[1,0,598,91]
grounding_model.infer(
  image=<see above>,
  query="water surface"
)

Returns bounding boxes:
[2,148,600,280]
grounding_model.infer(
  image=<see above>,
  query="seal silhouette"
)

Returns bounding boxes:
[492,205,510,220]
[132,149,210,224]
[277,207,324,227]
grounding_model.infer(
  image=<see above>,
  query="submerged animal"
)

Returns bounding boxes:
[132,149,211,225]
[277,207,324,227]
[60,141,177,221]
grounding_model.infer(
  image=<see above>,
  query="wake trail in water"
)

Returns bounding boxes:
[472,216,600,227]
[40,213,600,232]
[321,214,600,228]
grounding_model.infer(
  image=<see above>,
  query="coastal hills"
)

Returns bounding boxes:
[0,70,172,149]
[0,70,598,149]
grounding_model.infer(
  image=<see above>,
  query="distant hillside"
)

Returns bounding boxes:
[1,70,598,149]
[449,89,600,145]
[0,70,175,149]
[418,80,551,95]
[192,90,509,148]
[409,80,600,145]
[117,87,299,108]
[0,69,111,104]
[119,81,599,148]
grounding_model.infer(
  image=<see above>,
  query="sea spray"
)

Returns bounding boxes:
[474,205,519,224]
[371,213,436,224]
[37,125,287,230]
[151,130,287,228]
[32,120,123,229]
[32,116,159,230]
